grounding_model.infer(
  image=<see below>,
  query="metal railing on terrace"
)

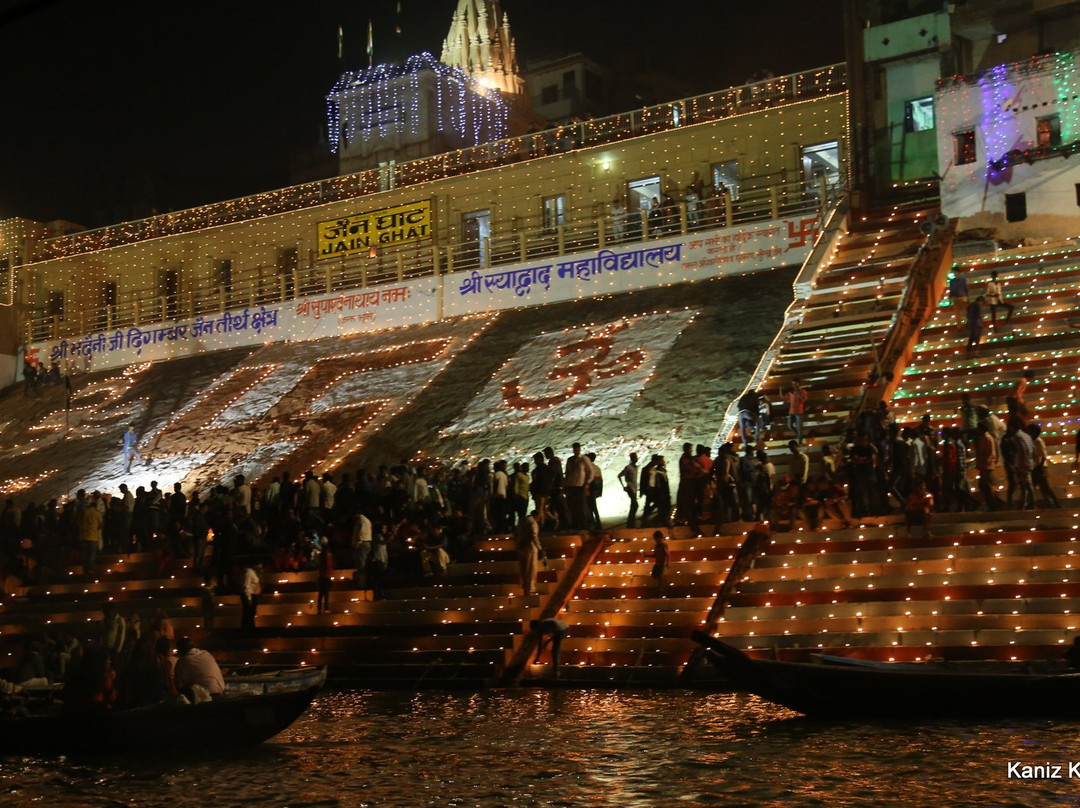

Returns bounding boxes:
[35,63,846,262]
[27,174,841,344]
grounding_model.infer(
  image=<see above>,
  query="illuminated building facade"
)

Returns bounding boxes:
[3,66,847,379]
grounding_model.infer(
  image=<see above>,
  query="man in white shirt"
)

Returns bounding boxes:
[233,474,252,517]
[564,443,589,530]
[351,511,373,588]
[320,473,337,523]
[984,270,1014,324]
[174,636,225,696]
[241,563,263,631]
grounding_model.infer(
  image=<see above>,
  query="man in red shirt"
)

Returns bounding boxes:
[784,380,808,443]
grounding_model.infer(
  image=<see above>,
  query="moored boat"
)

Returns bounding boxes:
[0,665,327,756]
[692,631,1080,720]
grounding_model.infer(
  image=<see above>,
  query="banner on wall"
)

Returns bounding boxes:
[31,213,818,373]
[317,199,433,259]
[442,212,821,316]
[37,277,439,372]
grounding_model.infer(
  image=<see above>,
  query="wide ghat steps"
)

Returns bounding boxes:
[743,198,939,480]
[539,529,745,682]
[712,510,1080,662]
[0,535,584,687]
[894,241,1080,498]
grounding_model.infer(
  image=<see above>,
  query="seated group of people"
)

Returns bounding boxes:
[61,635,224,713]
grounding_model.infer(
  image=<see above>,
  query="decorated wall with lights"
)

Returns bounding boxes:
[937,50,1080,224]
[29,210,822,374]
[12,92,846,344]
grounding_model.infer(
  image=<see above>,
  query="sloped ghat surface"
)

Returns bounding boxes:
[0,270,796,506]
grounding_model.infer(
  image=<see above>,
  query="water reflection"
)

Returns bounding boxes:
[1,689,1078,807]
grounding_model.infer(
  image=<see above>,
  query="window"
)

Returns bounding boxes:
[1036,115,1061,148]
[904,97,935,133]
[542,195,566,233]
[277,247,298,300]
[801,141,840,197]
[711,160,740,200]
[214,259,233,293]
[955,131,977,165]
[462,209,491,268]
[46,290,64,320]
[627,176,661,214]
[158,269,179,319]
[541,84,558,104]
[1005,192,1027,222]
[584,71,603,102]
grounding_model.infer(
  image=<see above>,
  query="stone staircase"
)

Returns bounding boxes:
[713,511,1080,662]
[895,241,1080,496]
[530,528,746,682]
[747,198,940,475]
[0,536,577,688]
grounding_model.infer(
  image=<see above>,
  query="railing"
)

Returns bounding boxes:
[34,63,846,263]
[27,175,843,345]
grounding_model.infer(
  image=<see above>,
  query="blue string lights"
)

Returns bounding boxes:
[326,52,509,155]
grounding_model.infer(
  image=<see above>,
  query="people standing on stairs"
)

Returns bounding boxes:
[948,265,969,320]
[784,379,808,443]
[351,509,373,588]
[966,296,985,355]
[646,455,672,528]
[513,510,542,596]
[983,270,1014,325]
[676,443,704,534]
[649,530,670,585]
[544,447,570,531]
[975,423,1002,511]
[618,452,639,529]
[1010,368,1035,422]
[1005,416,1036,510]
[563,443,589,532]
[122,425,142,473]
[738,446,757,521]
[510,462,530,528]
[1027,423,1061,508]
[752,449,775,522]
[316,539,334,614]
[240,562,263,632]
[586,452,603,530]
[530,452,556,533]
[737,389,761,446]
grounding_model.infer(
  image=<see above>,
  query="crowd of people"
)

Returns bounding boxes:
[607,173,734,243]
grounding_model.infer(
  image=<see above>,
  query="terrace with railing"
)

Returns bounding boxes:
[32,63,844,264]
[27,171,842,345]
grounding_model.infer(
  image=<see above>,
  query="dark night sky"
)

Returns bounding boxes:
[0,0,844,227]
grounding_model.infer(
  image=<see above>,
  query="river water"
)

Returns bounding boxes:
[2,688,1079,807]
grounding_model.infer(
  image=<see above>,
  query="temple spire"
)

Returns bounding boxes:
[440,0,525,101]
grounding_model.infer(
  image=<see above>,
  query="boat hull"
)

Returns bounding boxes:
[692,631,1080,720]
[0,667,326,756]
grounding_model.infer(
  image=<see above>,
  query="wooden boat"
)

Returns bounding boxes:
[0,665,326,756]
[692,631,1080,719]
